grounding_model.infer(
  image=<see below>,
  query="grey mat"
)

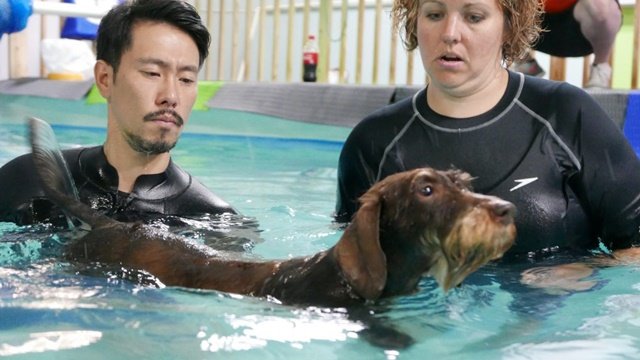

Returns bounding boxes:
[207,82,396,127]
[0,78,630,130]
[392,85,421,103]
[0,78,94,100]
[586,89,629,129]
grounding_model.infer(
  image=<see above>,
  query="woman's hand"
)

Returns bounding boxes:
[609,247,640,265]
[520,262,596,295]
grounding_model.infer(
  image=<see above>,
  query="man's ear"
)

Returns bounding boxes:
[94,60,113,101]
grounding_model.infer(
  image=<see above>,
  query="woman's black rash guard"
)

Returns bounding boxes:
[336,71,640,257]
[0,145,237,226]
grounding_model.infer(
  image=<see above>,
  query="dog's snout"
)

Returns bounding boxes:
[490,200,516,224]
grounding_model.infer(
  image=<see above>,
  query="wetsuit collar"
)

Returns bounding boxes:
[414,70,522,130]
[77,146,190,200]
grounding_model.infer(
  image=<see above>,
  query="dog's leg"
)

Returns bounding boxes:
[347,305,416,350]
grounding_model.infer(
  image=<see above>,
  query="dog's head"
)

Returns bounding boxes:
[334,168,516,300]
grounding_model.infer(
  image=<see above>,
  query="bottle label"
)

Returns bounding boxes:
[303,52,318,65]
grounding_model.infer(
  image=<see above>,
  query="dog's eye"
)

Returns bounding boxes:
[420,186,433,197]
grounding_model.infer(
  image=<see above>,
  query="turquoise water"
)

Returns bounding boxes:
[1,96,640,359]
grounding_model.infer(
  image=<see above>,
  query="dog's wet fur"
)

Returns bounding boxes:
[28,117,516,307]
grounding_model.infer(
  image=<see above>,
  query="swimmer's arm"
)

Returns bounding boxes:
[520,248,640,294]
[520,262,596,294]
[562,89,640,253]
[609,247,640,265]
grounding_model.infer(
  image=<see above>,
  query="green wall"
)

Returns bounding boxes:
[612,6,638,89]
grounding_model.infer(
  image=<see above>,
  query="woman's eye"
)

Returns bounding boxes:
[425,12,443,21]
[420,186,433,197]
[466,13,484,23]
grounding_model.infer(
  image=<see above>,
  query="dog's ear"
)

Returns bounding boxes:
[333,192,387,300]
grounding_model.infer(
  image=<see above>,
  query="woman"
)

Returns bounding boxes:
[335,0,640,264]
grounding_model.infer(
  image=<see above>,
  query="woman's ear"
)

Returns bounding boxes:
[94,60,113,101]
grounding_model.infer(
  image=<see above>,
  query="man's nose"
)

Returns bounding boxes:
[157,77,178,108]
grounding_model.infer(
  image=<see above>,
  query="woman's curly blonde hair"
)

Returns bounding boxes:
[391,0,544,65]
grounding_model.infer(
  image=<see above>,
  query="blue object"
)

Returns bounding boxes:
[0,0,33,37]
[60,0,98,40]
[622,91,640,157]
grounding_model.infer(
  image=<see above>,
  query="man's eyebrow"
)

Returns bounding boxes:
[136,57,199,73]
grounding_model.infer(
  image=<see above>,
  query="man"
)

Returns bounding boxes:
[512,0,621,88]
[0,0,237,226]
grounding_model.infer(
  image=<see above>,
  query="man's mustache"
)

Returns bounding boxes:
[143,110,184,126]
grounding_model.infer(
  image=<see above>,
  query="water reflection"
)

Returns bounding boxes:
[0,330,103,356]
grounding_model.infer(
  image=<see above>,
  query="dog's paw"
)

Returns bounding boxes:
[358,325,416,350]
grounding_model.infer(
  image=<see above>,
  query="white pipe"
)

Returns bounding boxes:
[31,1,111,19]
[236,5,261,82]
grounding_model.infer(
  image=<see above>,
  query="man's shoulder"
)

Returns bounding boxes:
[0,152,33,172]
[0,145,95,193]
[1,145,91,168]
[165,161,237,215]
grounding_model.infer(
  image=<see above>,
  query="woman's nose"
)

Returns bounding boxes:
[441,15,461,44]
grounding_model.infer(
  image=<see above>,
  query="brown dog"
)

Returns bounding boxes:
[28,117,516,306]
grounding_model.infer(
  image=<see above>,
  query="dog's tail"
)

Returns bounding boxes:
[28,117,111,229]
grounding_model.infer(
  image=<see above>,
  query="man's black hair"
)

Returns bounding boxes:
[96,0,210,73]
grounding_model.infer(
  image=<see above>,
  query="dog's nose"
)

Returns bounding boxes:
[490,200,516,224]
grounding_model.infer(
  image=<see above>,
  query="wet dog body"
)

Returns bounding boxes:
[29,118,517,306]
[67,223,360,305]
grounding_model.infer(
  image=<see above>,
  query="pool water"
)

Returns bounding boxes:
[1,109,640,358]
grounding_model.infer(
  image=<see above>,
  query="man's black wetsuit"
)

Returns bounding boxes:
[336,71,640,258]
[0,145,237,227]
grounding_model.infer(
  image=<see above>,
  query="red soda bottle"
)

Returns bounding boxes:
[302,34,318,82]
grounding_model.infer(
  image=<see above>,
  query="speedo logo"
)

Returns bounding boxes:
[510,177,538,192]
